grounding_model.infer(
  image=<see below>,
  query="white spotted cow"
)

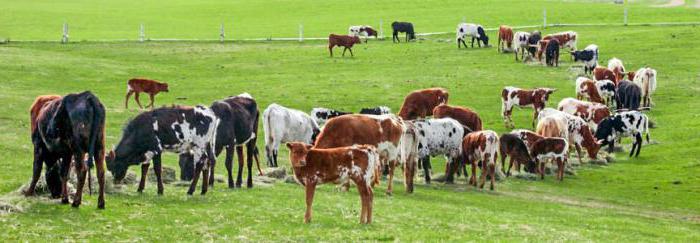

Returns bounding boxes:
[407,118,468,184]
[263,103,320,167]
[595,111,651,157]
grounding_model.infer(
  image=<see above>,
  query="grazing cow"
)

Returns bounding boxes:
[616,80,642,110]
[633,67,657,107]
[392,21,416,43]
[286,142,379,224]
[107,105,218,196]
[596,79,617,106]
[594,67,619,86]
[348,25,378,43]
[571,44,599,75]
[407,118,466,184]
[501,86,556,128]
[179,93,263,189]
[545,39,560,67]
[513,31,531,61]
[432,104,482,132]
[527,31,542,58]
[310,107,352,126]
[498,25,514,52]
[537,108,601,163]
[543,31,578,51]
[328,34,361,57]
[27,92,106,209]
[530,137,569,180]
[511,129,545,149]
[461,130,499,190]
[535,39,549,62]
[398,88,449,120]
[608,58,626,82]
[125,78,169,109]
[575,77,605,104]
[359,106,391,115]
[595,111,650,157]
[456,23,489,48]
[314,114,411,194]
[499,133,535,176]
[557,98,610,131]
[263,103,320,168]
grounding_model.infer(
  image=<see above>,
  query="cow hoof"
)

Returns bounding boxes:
[157,191,164,196]
[23,191,34,197]
[98,202,105,209]
[247,182,253,188]
[228,183,235,189]
[71,202,81,208]
[385,191,393,196]
[61,198,70,204]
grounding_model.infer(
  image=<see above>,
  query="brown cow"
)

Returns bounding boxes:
[286,142,380,224]
[432,104,482,131]
[575,77,605,104]
[461,130,499,190]
[558,98,610,131]
[530,137,569,180]
[501,86,556,128]
[398,88,449,120]
[535,39,549,62]
[329,34,361,57]
[125,78,169,109]
[499,133,535,176]
[593,67,618,86]
[498,25,514,53]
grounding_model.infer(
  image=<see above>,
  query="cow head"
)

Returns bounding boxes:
[435,89,449,105]
[106,150,128,184]
[594,118,614,146]
[627,71,636,81]
[159,82,169,92]
[286,142,313,167]
[352,36,362,45]
[570,51,581,61]
[363,27,378,37]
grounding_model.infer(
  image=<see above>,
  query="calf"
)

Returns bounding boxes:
[545,39,560,67]
[392,21,416,43]
[594,67,619,86]
[511,129,545,149]
[575,77,605,104]
[407,118,466,184]
[286,142,379,224]
[633,67,657,107]
[432,104,482,131]
[543,31,577,51]
[596,79,617,106]
[501,86,556,128]
[558,98,610,131]
[263,103,320,167]
[125,78,169,109]
[498,25,514,52]
[329,34,361,57]
[398,88,449,120]
[530,137,569,181]
[571,44,599,75]
[456,23,489,48]
[513,31,531,61]
[461,130,499,190]
[310,107,352,126]
[538,108,602,163]
[107,105,218,196]
[499,133,535,176]
[349,25,378,43]
[608,58,626,82]
[27,92,106,209]
[359,106,391,115]
[616,80,642,110]
[595,111,650,157]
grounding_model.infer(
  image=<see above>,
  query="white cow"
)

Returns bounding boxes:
[263,103,320,167]
[633,67,657,107]
[408,118,467,183]
[513,31,531,61]
[456,23,489,48]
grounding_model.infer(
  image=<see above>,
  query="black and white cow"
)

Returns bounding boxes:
[527,31,542,58]
[310,107,352,126]
[571,44,598,75]
[596,79,616,106]
[407,118,468,184]
[263,103,320,167]
[513,31,531,61]
[616,80,642,110]
[456,23,489,48]
[107,105,219,195]
[595,111,650,157]
[359,106,391,115]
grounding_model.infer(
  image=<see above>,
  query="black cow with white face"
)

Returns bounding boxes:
[571,44,599,75]
[595,111,650,157]
[107,105,218,195]
[359,106,391,115]
[310,107,352,126]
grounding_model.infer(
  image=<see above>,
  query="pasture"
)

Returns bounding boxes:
[1,0,699,241]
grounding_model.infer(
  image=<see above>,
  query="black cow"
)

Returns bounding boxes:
[392,21,416,43]
[179,93,262,188]
[107,105,218,195]
[527,31,542,58]
[310,107,352,126]
[595,111,650,157]
[616,80,642,110]
[545,39,560,67]
[27,92,106,209]
[359,106,391,115]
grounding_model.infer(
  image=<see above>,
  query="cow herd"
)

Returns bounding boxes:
[24,24,659,225]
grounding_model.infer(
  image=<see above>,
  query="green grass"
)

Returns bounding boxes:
[1,0,700,241]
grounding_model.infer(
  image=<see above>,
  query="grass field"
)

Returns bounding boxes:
[1,0,700,241]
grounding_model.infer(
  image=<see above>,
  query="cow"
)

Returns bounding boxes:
[432,104,482,132]
[310,107,352,126]
[571,44,599,75]
[575,77,605,104]
[286,142,380,224]
[456,23,489,48]
[595,79,617,106]
[497,25,514,52]
[608,58,626,82]
[529,137,569,181]
[557,98,611,131]
[359,106,391,115]
[313,114,412,195]
[407,118,467,184]
[545,39,560,67]
[461,130,499,190]
[537,108,602,163]
[595,111,650,157]
[633,67,657,107]
[499,133,535,176]
[501,86,556,128]
[348,25,378,43]
[263,103,320,168]
[125,78,169,109]
[392,21,416,43]
[527,31,542,59]
[27,92,106,209]
[513,31,531,61]
[107,105,218,196]
[328,34,361,57]
[543,31,577,51]
[511,129,545,149]
[616,80,642,110]
[594,67,619,86]
[178,93,263,189]
[398,88,449,120]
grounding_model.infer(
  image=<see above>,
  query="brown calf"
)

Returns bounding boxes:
[501,86,556,128]
[125,78,169,109]
[498,25,514,53]
[398,88,449,120]
[432,104,482,131]
[329,34,361,57]
[530,137,568,181]
[593,67,618,86]
[462,130,499,190]
[499,133,535,176]
[536,39,549,61]
[286,142,380,224]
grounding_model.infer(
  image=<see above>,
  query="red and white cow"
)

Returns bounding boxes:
[607,58,626,83]
[543,31,578,51]
[537,108,601,163]
[461,130,499,190]
[529,137,569,181]
[557,98,610,131]
[575,77,605,104]
[594,67,619,86]
[501,86,556,128]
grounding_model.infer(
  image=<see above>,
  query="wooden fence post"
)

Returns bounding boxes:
[139,23,145,42]
[61,23,69,43]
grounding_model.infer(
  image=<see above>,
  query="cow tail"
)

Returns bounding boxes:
[262,109,273,164]
[252,110,263,175]
[86,95,105,195]
[644,115,650,143]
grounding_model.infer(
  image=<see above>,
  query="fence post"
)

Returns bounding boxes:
[61,23,69,43]
[220,23,225,42]
[624,8,628,26]
[299,23,303,42]
[379,19,383,39]
[139,23,145,42]
[543,9,547,28]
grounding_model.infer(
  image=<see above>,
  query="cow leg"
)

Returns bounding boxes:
[469,159,477,187]
[25,146,44,196]
[506,157,514,177]
[137,163,149,193]
[125,90,134,109]
[72,154,87,208]
[342,47,347,57]
[489,162,496,191]
[557,158,565,181]
[636,133,643,157]
[348,48,354,57]
[187,160,203,195]
[304,182,317,223]
[608,139,615,154]
[329,46,333,57]
[574,144,583,164]
[404,157,415,193]
[470,37,475,48]
[224,146,235,188]
[208,152,216,187]
[59,155,71,204]
[478,160,487,189]
[134,92,144,109]
[201,159,210,195]
[422,157,431,184]
[147,93,155,109]
[153,154,164,195]
[235,146,245,187]
[386,160,396,195]
[355,181,371,224]
[94,148,106,209]
[246,146,254,188]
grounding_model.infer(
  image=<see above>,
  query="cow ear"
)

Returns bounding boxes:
[597,139,605,144]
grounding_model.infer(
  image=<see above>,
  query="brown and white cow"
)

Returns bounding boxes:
[461,130,499,190]
[501,86,556,128]
[529,137,569,181]
[511,129,545,149]
[432,104,482,131]
[594,67,619,86]
[535,39,549,62]
[543,31,577,51]
[286,142,380,224]
[537,108,601,163]
[575,77,605,104]
[557,98,610,131]
[498,25,514,53]
[125,78,169,109]
[608,58,626,83]
[398,88,449,120]
[314,114,413,195]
